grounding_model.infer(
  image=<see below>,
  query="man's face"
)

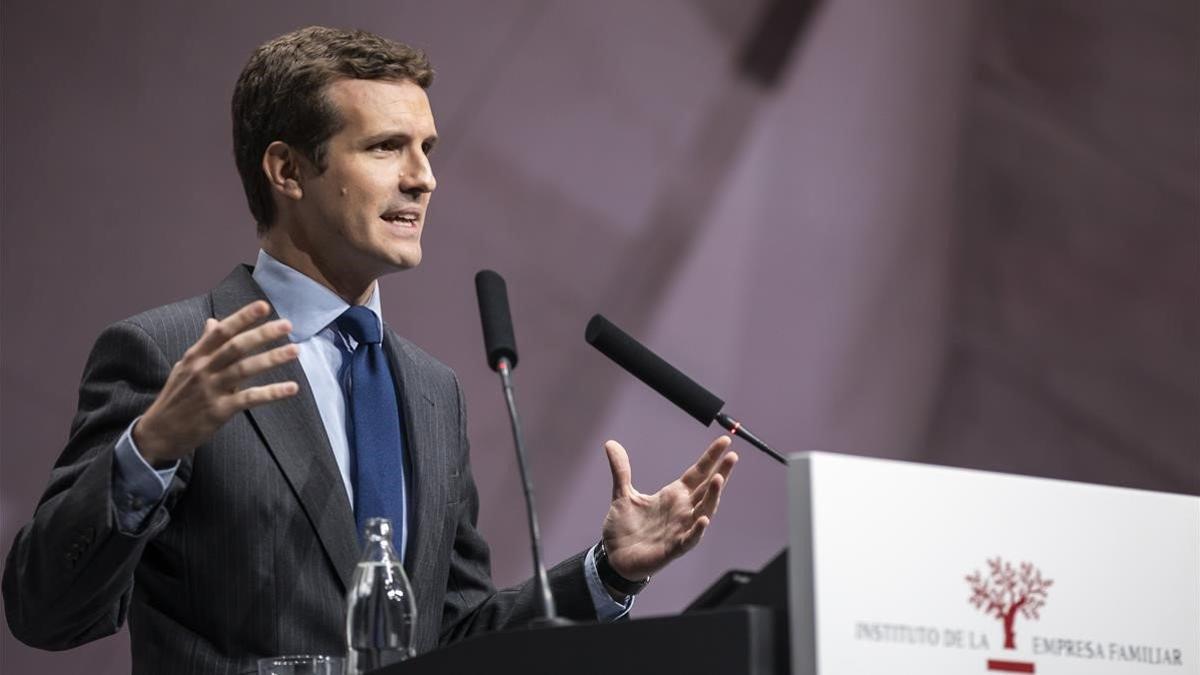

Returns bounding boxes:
[294,78,438,279]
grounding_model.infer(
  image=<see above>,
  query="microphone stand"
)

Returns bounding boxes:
[714,412,787,465]
[495,357,571,627]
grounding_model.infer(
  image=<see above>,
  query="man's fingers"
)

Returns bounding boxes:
[215,343,300,388]
[208,318,293,372]
[693,472,726,520]
[690,450,738,505]
[604,440,633,500]
[191,301,271,356]
[228,381,300,412]
[679,515,710,552]
[681,435,732,490]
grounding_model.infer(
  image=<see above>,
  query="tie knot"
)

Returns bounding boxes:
[336,306,381,345]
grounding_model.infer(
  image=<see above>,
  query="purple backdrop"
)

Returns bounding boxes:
[2,1,1196,672]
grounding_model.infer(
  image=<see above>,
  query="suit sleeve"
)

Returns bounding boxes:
[2,320,185,650]
[436,375,598,645]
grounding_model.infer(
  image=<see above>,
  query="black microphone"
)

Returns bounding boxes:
[475,270,518,371]
[473,270,566,626]
[584,314,723,425]
[585,314,787,464]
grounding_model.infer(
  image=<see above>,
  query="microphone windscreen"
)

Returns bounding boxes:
[475,270,518,370]
[585,314,723,425]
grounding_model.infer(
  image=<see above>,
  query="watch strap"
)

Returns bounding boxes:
[594,539,650,596]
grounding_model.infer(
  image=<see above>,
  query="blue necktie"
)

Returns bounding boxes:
[337,306,407,560]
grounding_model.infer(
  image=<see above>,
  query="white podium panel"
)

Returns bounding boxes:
[788,452,1199,675]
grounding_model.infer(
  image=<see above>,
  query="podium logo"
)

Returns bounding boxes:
[854,556,1183,672]
[966,557,1053,672]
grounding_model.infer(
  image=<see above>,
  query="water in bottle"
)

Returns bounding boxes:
[345,518,416,674]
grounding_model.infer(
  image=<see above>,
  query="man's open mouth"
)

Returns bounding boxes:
[381,210,420,225]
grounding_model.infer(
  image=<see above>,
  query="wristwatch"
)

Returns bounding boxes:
[594,539,650,596]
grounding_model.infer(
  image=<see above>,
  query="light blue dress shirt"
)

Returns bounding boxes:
[112,250,630,619]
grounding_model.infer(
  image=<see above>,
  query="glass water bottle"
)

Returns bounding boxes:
[345,518,416,674]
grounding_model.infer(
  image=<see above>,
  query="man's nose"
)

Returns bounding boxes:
[400,152,436,196]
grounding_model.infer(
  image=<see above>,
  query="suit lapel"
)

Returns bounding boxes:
[211,265,360,592]
[382,330,447,589]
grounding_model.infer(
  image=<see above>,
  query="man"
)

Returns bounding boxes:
[3,26,737,673]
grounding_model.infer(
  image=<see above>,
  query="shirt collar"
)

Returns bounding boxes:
[251,249,383,343]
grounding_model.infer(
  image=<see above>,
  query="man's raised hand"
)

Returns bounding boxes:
[600,436,738,583]
[133,300,299,467]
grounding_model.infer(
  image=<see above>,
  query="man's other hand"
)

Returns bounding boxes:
[600,436,738,582]
[133,300,299,467]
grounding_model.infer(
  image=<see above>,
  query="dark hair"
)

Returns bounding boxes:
[231,26,434,232]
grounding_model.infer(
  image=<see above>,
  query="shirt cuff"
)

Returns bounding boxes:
[112,417,178,533]
[584,544,634,621]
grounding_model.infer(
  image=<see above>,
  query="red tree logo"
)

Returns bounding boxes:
[966,557,1053,650]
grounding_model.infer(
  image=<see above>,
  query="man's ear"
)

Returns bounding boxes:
[262,141,306,202]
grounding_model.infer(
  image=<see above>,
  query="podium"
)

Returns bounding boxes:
[786,452,1198,675]
[371,606,777,674]
[372,452,1197,675]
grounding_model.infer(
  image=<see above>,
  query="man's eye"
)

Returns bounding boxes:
[372,141,399,152]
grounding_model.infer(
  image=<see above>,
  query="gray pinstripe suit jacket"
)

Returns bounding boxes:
[3,265,596,674]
